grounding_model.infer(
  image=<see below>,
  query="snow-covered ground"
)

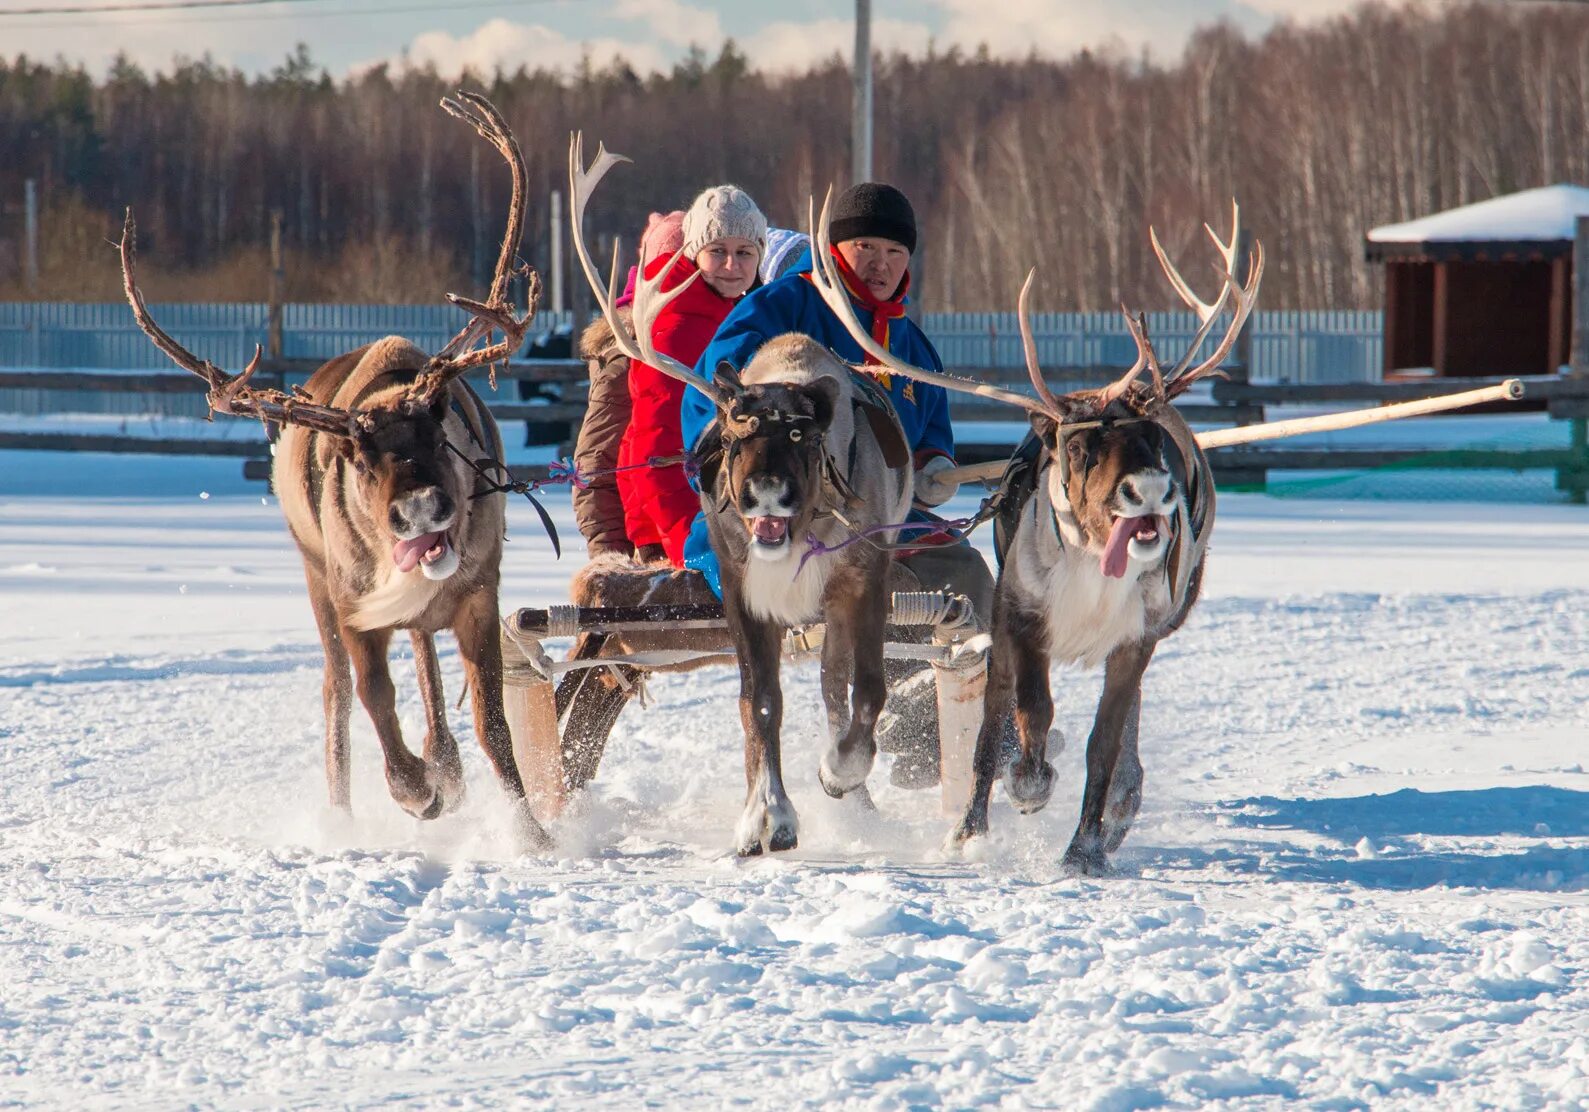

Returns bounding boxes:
[3,448,1587,1109]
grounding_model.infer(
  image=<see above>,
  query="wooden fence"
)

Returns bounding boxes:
[4,359,1585,501]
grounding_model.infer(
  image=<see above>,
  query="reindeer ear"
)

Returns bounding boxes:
[804,375,842,431]
[1029,411,1059,446]
[316,431,356,472]
[715,360,744,397]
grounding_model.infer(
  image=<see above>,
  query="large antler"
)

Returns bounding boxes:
[1101,200,1264,406]
[567,132,733,409]
[119,209,360,438]
[807,188,1055,418]
[408,92,541,409]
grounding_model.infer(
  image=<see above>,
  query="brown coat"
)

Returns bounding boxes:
[573,311,634,557]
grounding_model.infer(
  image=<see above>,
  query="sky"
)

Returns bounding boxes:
[0,0,1373,79]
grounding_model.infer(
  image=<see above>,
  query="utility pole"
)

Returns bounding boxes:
[24,179,39,294]
[550,190,565,315]
[852,0,873,185]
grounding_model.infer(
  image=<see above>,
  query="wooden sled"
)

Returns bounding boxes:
[499,590,989,821]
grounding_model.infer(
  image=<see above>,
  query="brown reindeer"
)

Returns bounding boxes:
[569,141,915,855]
[810,202,1262,874]
[119,94,552,848]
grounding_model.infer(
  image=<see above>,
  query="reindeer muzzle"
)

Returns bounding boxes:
[1100,514,1168,579]
[393,531,453,574]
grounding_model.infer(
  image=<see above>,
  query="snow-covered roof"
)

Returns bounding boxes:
[1367,184,1589,245]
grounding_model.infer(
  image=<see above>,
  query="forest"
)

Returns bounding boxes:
[1,1,1585,310]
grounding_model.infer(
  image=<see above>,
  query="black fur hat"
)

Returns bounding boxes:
[829,183,917,254]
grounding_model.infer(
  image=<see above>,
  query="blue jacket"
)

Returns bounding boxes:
[678,246,956,595]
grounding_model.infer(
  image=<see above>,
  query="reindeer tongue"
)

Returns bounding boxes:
[1101,516,1153,579]
[751,517,789,543]
[393,531,445,573]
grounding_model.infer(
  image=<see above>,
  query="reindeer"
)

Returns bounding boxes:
[119,94,552,848]
[569,139,915,855]
[810,201,1262,873]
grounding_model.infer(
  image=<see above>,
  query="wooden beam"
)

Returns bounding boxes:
[0,431,265,456]
[1549,254,1570,373]
[1574,215,1589,377]
[1432,259,1449,374]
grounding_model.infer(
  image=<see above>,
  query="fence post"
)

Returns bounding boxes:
[267,210,284,361]
[1567,216,1589,503]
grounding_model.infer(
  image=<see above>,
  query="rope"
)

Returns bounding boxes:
[888,591,956,628]
[797,491,1004,573]
[545,604,581,638]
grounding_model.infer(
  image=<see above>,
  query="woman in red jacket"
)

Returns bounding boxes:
[617,185,767,564]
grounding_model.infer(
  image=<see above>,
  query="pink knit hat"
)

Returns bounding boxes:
[639,210,686,267]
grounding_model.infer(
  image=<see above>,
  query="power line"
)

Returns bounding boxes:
[1,0,325,14]
[0,0,565,17]
[1,0,569,27]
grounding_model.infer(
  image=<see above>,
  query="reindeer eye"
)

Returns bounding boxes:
[1066,438,1086,460]
[789,427,803,442]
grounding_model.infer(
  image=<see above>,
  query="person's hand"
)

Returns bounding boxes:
[914,455,959,507]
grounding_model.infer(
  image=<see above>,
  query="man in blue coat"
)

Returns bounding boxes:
[677,183,996,787]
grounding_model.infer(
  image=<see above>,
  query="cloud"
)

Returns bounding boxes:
[1239,0,1365,18]
[611,0,724,50]
[400,18,669,78]
[741,16,935,73]
[931,0,1245,59]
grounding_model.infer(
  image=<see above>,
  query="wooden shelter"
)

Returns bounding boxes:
[1366,184,1589,378]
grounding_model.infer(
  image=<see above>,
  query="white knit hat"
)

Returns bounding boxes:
[682,185,768,260]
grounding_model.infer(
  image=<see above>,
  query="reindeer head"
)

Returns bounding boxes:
[1028,399,1183,578]
[711,364,842,559]
[314,349,477,580]
[1022,202,1262,581]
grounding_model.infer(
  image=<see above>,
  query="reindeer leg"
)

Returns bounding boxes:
[1003,616,1057,815]
[410,630,465,814]
[1064,639,1155,876]
[1102,690,1145,854]
[817,561,887,798]
[343,625,441,820]
[727,601,796,856]
[453,587,553,850]
[305,566,352,812]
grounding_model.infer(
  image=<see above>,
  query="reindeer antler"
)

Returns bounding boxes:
[567,132,734,409]
[119,209,360,439]
[1106,200,1264,406]
[408,92,541,409]
[807,188,1056,418]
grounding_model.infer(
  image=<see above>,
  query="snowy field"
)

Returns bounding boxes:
[3,446,1588,1109]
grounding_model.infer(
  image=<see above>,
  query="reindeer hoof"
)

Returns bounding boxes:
[1102,792,1142,853]
[944,813,988,852]
[735,794,799,857]
[508,797,554,854]
[433,758,467,816]
[1062,837,1110,877]
[390,781,445,821]
[1101,765,1143,853]
[1004,759,1055,814]
[818,745,875,798]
